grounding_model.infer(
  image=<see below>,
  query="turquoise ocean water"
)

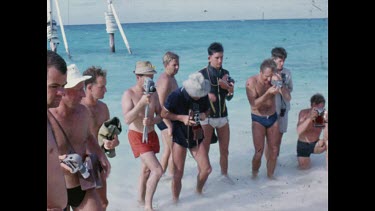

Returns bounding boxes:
[48,18,328,210]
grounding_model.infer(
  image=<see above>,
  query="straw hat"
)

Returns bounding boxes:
[65,64,92,88]
[183,72,210,98]
[133,61,157,75]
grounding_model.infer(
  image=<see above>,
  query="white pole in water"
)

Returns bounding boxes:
[54,0,71,58]
[47,0,57,52]
[108,0,132,54]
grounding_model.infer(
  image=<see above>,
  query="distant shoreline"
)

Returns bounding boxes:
[60,17,328,26]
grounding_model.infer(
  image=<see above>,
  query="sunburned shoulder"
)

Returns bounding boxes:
[299,108,311,116]
[246,75,257,86]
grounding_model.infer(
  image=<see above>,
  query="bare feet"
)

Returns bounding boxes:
[251,170,258,179]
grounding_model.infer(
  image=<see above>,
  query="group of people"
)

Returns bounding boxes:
[47,42,328,211]
[47,50,119,211]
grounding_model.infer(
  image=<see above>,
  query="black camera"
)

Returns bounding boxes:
[281,73,286,84]
[280,108,286,117]
[143,77,156,94]
[227,76,235,86]
[192,103,200,125]
[271,80,283,88]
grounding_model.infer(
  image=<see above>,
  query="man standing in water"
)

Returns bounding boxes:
[265,47,292,160]
[121,61,163,211]
[81,66,120,210]
[156,52,180,179]
[47,50,68,211]
[49,64,111,211]
[245,58,282,179]
[161,72,212,203]
[198,42,235,183]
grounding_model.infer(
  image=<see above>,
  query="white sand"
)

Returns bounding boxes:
[106,96,328,211]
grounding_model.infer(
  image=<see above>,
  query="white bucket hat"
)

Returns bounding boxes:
[183,72,210,98]
[65,64,92,88]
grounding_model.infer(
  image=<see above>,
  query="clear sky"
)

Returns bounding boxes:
[49,0,328,25]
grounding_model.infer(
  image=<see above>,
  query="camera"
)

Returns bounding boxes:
[62,153,90,179]
[281,73,286,84]
[227,76,235,86]
[271,80,283,88]
[143,77,156,94]
[280,108,286,117]
[316,107,325,116]
[192,103,200,125]
[314,108,326,128]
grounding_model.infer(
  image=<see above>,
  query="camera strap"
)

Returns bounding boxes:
[47,110,76,154]
[279,94,287,109]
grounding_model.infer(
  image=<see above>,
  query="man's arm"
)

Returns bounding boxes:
[121,90,148,125]
[297,109,316,135]
[161,106,189,126]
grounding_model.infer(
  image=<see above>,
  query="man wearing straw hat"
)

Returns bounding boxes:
[48,64,111,210]
[121,61,163,211]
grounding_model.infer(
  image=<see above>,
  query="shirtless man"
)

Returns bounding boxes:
[121,61,163,211]
[156,52,179,178]
[264,47,292,160]
[81,66,120,210]
[161,72,212,203]
[47,50,68,211]
[48,64,111,211]
[296,93,328,170]
[245,58,284,179]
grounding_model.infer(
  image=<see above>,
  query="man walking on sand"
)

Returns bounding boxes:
[47,50,68,211]
[49,64,111,211]
[81,66,120,210]
[156,51,180,179]
[121,61,163,211]
[245,58,283,179]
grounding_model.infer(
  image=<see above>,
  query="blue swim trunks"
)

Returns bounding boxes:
[251,112,278,128]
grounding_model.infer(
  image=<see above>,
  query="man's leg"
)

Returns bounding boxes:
[139,152,163,210]
[251,122,266,178]
[171,143,187,203]
[160,129,173,176]
[265,122,280,179]
[217,123,230,176]
[201,124,214,153]
[191,142,212,194]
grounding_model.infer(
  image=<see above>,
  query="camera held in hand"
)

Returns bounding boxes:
[227,76,235,86]
[143,77,156,94]
[62,153,90,179]
[281,73,286,84]
[313,108,326,127]
[193,110,200,126]
[271,80,283,88]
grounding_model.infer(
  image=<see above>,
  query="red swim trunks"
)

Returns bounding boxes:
[128,130,160,158]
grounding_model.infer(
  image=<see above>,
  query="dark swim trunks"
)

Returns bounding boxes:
[173,135,203,149]
[67,186,86,208]
[251,112,278,128]
[297,140,319,157]
[156,121,168,130]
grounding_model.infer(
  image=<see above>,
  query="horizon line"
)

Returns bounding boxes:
[59,17,328,26]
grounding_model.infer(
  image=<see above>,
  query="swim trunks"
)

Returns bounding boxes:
[296,139,319,157]
[67,186,86,208]
[251,112,278,128]
[128,130,160,158]
[156,121,168,130]
[200,116,228,128]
